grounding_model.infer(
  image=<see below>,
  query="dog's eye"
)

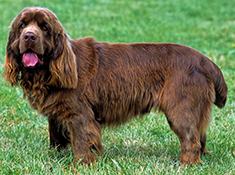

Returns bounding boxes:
[41,26,48,31]
[20,23,26,29]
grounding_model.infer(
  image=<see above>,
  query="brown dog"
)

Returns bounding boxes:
[4,7,227,165]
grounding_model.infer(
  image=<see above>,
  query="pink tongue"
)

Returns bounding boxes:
[23,52,39,67]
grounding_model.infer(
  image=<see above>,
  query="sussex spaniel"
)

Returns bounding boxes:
[4,7,228,166]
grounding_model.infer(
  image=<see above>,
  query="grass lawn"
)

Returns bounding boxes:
[0,0,234,174]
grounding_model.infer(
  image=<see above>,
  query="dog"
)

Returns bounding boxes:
[4,7,227,165]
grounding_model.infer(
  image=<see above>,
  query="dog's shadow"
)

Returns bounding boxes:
[101,141,180,164]
[47,124,181,167]
[47,141,180,167]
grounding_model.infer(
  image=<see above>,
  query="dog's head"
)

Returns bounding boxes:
[4,7,77,88]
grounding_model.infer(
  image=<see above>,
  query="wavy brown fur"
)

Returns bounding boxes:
[4,7,227,165]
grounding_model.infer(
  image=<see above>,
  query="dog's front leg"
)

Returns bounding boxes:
[66,113,103,165]
[48,117,71,150]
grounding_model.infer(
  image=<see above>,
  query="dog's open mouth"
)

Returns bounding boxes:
[22,50,44,67]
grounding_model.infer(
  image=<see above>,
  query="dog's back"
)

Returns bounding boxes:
[76,39,227,127]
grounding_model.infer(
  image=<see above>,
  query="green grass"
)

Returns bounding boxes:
[0,0,234,174]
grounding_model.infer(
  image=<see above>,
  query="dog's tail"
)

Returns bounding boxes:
[212,63,227,108]
[201,58,228,108]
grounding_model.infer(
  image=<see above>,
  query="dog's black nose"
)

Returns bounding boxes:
[23,33,37,43]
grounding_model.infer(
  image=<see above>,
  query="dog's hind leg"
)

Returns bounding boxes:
[159,72,214,165]
[165,108,203,165]
[200,132,211,155]
[199,99,214,155]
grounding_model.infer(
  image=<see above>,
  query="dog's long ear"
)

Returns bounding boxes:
[4,17,21,86]
[48,23,78,89]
